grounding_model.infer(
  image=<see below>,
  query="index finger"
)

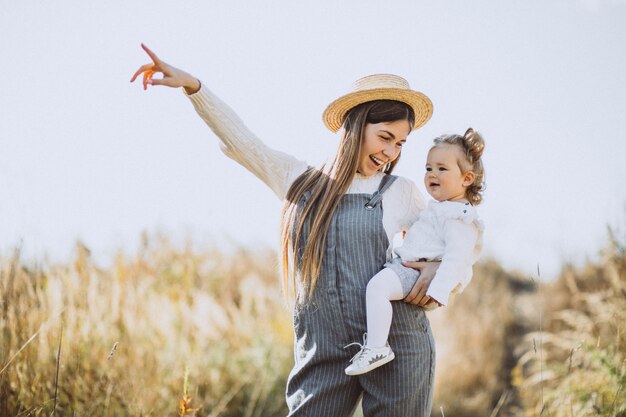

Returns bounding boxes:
[141,43,161,65]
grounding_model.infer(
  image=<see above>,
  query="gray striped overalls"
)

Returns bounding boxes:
[286,174,435,417]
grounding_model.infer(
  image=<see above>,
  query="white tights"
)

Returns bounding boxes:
[365,268,405,348]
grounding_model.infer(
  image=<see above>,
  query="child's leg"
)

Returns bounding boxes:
[366,267,405,348]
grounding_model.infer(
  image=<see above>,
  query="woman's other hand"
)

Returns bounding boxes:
[402,261,442,307]
[130,43,200,94]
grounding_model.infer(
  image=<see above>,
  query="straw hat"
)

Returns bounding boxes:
[322,74,433,133]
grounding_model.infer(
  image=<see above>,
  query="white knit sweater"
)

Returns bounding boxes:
[185,84,427,261]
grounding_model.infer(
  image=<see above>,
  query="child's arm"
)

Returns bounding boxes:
[426,219,480,306]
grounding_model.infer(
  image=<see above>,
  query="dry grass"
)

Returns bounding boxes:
[429,229,625,417]
[430,258,538,417]
[0,234,293,417]
[1,230,624,416]
[514,229,626,417]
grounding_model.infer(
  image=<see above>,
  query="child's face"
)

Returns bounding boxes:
[424,145,474,202]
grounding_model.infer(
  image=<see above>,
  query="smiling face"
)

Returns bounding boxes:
[424,144,475,202]
[357,119,411,177]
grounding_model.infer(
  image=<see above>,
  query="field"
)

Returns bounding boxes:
[1,231,624,416]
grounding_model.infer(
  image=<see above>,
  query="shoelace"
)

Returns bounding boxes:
[343,334,369,363]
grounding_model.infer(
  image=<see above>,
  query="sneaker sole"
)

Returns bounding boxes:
[345,351,395,376]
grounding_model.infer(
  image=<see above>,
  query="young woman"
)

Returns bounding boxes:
[131,43,441,417]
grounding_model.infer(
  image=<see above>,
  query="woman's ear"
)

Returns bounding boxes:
[463,171,476,187]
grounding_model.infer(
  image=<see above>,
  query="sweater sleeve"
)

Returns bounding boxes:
[426,219,479,306]
[399,178,427,230]
[185,84,308,200]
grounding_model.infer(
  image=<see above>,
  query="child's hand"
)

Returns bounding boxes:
[401,260,440,306]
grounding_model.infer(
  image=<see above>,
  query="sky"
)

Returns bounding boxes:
[1,0,625,280]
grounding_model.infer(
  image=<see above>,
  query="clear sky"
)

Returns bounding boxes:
[1,0,625,279]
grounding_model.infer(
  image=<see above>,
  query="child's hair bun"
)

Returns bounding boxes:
[463,127,485,161]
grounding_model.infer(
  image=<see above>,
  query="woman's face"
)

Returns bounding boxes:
[358,119,411,177]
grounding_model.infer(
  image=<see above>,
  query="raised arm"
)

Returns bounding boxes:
[131,44,308,199]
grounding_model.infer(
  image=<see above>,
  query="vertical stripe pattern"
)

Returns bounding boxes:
[286,174,435,417]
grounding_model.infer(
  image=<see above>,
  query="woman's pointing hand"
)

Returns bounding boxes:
[130,43,200,94]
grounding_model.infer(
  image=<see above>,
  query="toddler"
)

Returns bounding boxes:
[345,127,486,376]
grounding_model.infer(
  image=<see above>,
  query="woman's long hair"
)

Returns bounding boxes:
[280,100,415,303]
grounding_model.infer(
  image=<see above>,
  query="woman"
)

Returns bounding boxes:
[131,43,440,417]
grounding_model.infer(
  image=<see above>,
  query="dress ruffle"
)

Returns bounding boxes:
[422,200,485,242]
[424,200,480,222]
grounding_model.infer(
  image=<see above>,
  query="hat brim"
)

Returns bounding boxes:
[322,88,433,133]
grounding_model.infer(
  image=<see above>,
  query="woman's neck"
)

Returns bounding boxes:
[355,170,383,180]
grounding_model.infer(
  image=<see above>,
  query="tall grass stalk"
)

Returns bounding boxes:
[52,324,62,417]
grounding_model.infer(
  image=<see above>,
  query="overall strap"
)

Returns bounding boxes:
[365,175,398,210]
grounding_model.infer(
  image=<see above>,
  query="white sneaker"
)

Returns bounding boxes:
[344,340,395,376]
